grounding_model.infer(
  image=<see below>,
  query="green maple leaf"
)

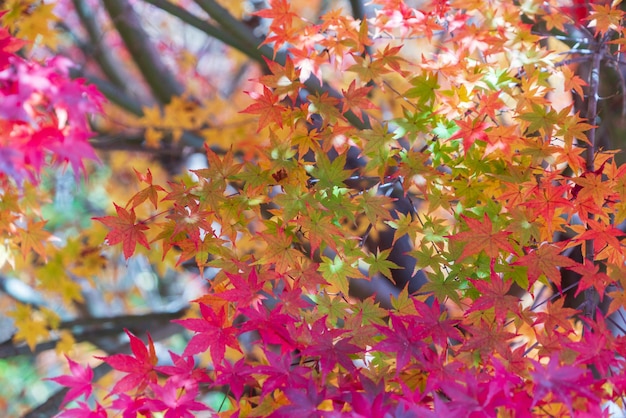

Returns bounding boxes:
[364,248,401,281]
[519,102,559,135]
[405,71,439,105]
[311,153,352,189]
[421,269,461,305]
[318,255,362,295]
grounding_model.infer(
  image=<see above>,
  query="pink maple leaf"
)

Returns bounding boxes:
[173,304,241,364]
[46,355,93,407]
[96,329,158,395]
[57,401,107,418]
[146,379,208,418]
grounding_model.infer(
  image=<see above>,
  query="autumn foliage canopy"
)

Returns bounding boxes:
[4,0,626,416]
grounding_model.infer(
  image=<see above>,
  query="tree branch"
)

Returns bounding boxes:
[71,0,129,89]
[102,0,185,104]
[142,0,261,62]
[349,0,367,21]
[582,36,607,319]
[0,306,188,359]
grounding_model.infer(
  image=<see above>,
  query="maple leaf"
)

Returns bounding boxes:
[217,268,266,309]
[46,355,93,407]
[411,298,462,345]
[530,353,595,415]
[606,285,626,316]
[560,66,587,99]
[301,317,360,377]
[173,304,241,364]
[341,80,377,123]
[9,303,50,350]
[58,401,107,418]
[466,260,519,323]
[259,56,301,101]
[129,168,166,209]
[294,207,343,256]
[254,349,310,399]
[97,330,158,395]
[256,224,303,274]
[569,259,613,300]
[533,298,578,334]
[110,393,151,418]
[374,314,428,374]
[511,243,578,290]
[519,103,559,136]
[405,72,439,105]
[521,179,572,237]
[212,357,256,401]
[237,305,298,354]
[572,218,625,259]
[146,379,208,417]
[447,214,516,262]
[253,0,299,29]
[318,254,360,295]
[16,219,50,260]
[93,203,150,259]
[240,86,287,132]
[364,247,401,281]
[271,380,328,417]
[588,3,624,35]
[156,350,211,387]
[448,117,489,154]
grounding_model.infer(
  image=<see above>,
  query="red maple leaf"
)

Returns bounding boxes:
[173,304,241,364]
[447,214,516,261]
[410,298,462,346]
[97,329,158,395]
[511,243,578,290]
[569,259,613,300]
[240,86,287,132]
[467,260,519,323]
[521,179,572,236]
[448,117,489,154]
[93,203,150,259]
[217,268,266,309]
[46,355,93,407]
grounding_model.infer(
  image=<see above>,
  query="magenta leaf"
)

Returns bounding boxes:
[46,355,93,407]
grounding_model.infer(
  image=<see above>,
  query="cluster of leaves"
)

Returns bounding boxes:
[0,11,102,184]
[20,0,626,416]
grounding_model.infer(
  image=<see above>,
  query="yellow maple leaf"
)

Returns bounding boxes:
[9,304,50,351]
[3,1,60,49]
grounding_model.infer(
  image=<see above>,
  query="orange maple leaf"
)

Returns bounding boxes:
[447,214,516,261]
[341,80,378,123]
[17,219,50,260]
[94,204,150,259]
[129,168,166,209]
